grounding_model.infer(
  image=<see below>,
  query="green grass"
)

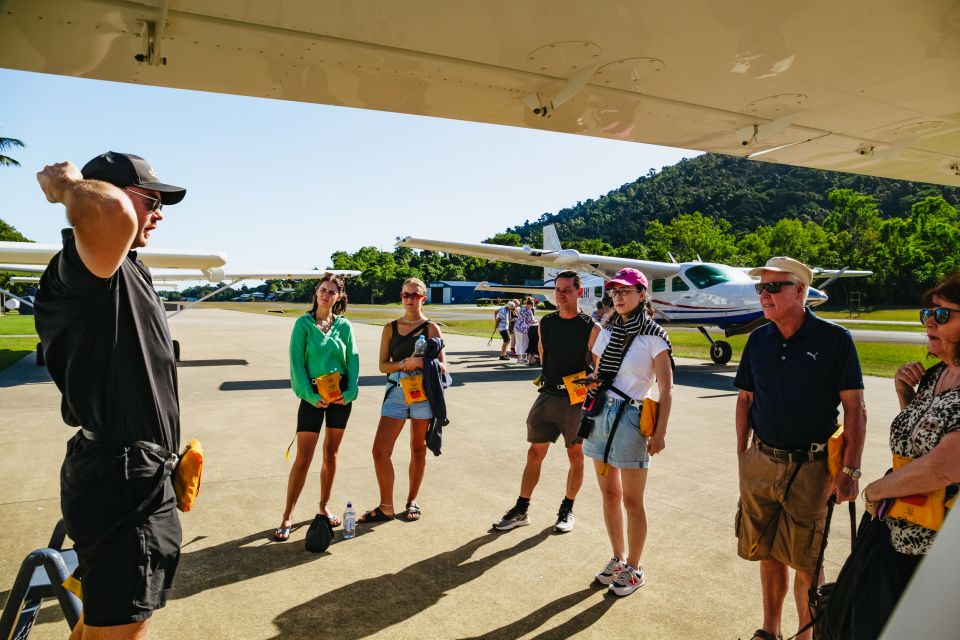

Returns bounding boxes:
[0,337,37,371]
[0,313,37,335]
[818,308,922,322]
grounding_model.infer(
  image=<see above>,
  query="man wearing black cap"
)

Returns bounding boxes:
[34,152,186,639]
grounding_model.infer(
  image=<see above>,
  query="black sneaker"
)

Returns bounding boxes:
[554,507,575,533]
[493,505,530,530]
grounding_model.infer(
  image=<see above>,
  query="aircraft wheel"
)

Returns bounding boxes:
[173,340,181,362]
[36,342,45,367]
[710,340,732,365]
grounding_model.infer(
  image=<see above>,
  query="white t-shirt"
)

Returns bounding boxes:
[591,329,669,400]
[496,306,511,331]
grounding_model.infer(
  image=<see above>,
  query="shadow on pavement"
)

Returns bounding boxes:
[177,359,249,368]
[269,528,553,639]
[458,585,617,640]
[673,363,738,393]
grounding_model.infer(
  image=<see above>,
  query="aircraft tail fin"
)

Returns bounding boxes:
[542,224,562,252]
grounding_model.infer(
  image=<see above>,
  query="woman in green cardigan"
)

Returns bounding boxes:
[274,274,360,541]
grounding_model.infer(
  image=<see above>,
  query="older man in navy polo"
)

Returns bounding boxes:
[733,256,866,640]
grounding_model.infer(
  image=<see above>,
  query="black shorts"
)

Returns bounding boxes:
[60,432,181,627]
[296,399,353,432]
[499,329,510,343]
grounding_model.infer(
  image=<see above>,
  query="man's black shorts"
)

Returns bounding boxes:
[499,329,510,343]
[60,432,181,627]
[296,398,353,432]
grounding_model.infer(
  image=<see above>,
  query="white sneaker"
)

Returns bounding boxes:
[553,508,575,533]
[595,557,625,585]
[609,564,644,596]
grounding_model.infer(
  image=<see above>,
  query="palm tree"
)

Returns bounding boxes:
[0,130,25,167]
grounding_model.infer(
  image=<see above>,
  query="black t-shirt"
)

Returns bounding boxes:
[35,229,180,450]
[733,308,863,449]
[539,311,595,392]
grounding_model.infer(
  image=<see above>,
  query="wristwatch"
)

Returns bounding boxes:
[841,466,862,479]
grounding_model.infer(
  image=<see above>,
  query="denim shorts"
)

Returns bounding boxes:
[582,394,650,469]
[381,372,434,421]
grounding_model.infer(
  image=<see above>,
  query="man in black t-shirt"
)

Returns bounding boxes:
[34,152,186,639]
[493,271,599,534]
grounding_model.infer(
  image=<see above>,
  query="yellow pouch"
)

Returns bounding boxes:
[562,371,588,405]
[639,397,658,437]
[400,375,426,405]
[827,424,845,477]
[314,372,343,403]
[886,454,947,531]
[173,439,203,513]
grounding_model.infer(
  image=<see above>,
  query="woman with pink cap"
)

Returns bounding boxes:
[580,267,674,597]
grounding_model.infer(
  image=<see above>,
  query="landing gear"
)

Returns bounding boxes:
[697,327,733,365]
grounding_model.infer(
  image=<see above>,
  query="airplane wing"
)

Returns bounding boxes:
[396,237,680,279]
[0,264,360,281]
[474,281,555,299]
[0,241,227,270]
[1,1,957,186]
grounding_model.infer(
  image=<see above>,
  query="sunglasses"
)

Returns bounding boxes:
[124,188,163,212]
[608,288,640,299]
[754,281,796,295]
[400,292,423,300]
[920,306,960,325]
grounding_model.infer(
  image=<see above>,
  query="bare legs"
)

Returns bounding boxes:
[593,461,649,568]
[756,560,820,640]
[518,442,584,501]
[281,428,346,527]
[370,416,429,516]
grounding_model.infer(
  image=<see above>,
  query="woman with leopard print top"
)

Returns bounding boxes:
[853,274,960,635]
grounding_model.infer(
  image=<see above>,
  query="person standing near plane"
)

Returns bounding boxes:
[734,256,866,640]
[34,152,186,639]
[514,297,536,363]
[493,271,600,534]
[582,268,673,597]
[359,277,446,524]
[274,274,359,542]
[493,300,514,360]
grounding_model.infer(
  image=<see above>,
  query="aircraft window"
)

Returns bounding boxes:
[651,278,665,293]
[594,286,602,298]
[671,277,690,292]
[684,264,741,289]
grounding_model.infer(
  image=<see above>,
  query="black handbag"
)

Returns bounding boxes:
[305,514,334,553]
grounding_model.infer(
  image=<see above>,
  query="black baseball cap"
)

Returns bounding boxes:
[81,151,186,205]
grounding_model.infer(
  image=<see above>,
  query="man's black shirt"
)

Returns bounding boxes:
[35,228,180,450]
[539,311,595,393]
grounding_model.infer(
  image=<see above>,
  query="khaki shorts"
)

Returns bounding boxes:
[526,392,583,448]
[735,441,832,572]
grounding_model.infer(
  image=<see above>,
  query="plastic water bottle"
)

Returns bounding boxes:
[343,501,356,539]
[413,334,427,357]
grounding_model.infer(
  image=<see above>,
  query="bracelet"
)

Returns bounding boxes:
[399,358,406,372]
[861,487,875,505]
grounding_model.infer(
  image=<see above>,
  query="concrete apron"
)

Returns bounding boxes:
[0,308,908,639]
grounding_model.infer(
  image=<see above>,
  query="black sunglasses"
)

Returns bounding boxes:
[920,306,960,325]
[754,281,796,295]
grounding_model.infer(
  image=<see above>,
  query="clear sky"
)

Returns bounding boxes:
[0,68,699,282]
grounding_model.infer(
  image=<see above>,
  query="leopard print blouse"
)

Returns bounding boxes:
[887,362,960,555]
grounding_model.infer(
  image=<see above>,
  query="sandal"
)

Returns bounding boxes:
[357,506,394,524]
[326,514,342,528]
[744,630,781,640]
[405,501,422,521]
[272,526,291,542]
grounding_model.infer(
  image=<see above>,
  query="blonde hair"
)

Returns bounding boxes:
[402,277,427,295]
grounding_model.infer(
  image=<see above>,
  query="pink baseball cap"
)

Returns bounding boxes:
[605,268,648,290]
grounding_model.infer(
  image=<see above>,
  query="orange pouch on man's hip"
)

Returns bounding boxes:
[562,371,588,405]
[886,454,948,531]
[827,424,844,476]
[174,439,204,512]
[400,375,426,405]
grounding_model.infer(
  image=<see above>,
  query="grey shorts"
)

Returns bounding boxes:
[526,391,583,448]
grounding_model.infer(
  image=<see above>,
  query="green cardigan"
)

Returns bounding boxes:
[289,313,360,406]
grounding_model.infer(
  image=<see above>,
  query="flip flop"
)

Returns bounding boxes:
[744,630,782,640]
[405,501,422,521]
[272,526,291,542]
[326,514,342,528]
[357,506,393,523]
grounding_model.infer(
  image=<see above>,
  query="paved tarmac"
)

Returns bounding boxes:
[0,309,904,639]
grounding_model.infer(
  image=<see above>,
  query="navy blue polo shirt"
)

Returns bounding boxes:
[734,308,863,450]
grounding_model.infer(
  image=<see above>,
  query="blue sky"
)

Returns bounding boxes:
[1,68,698,280]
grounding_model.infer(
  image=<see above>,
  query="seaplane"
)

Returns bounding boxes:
[398,225,870,364]
[0,1,958,634]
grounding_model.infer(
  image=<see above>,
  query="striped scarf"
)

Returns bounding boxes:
[586,311,673,404]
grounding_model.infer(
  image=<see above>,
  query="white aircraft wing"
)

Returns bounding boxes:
[0,241,227,270]
[1,1,957,186]
[397,237,680,279]
[475,281,555,298]
[148,269,362,282]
